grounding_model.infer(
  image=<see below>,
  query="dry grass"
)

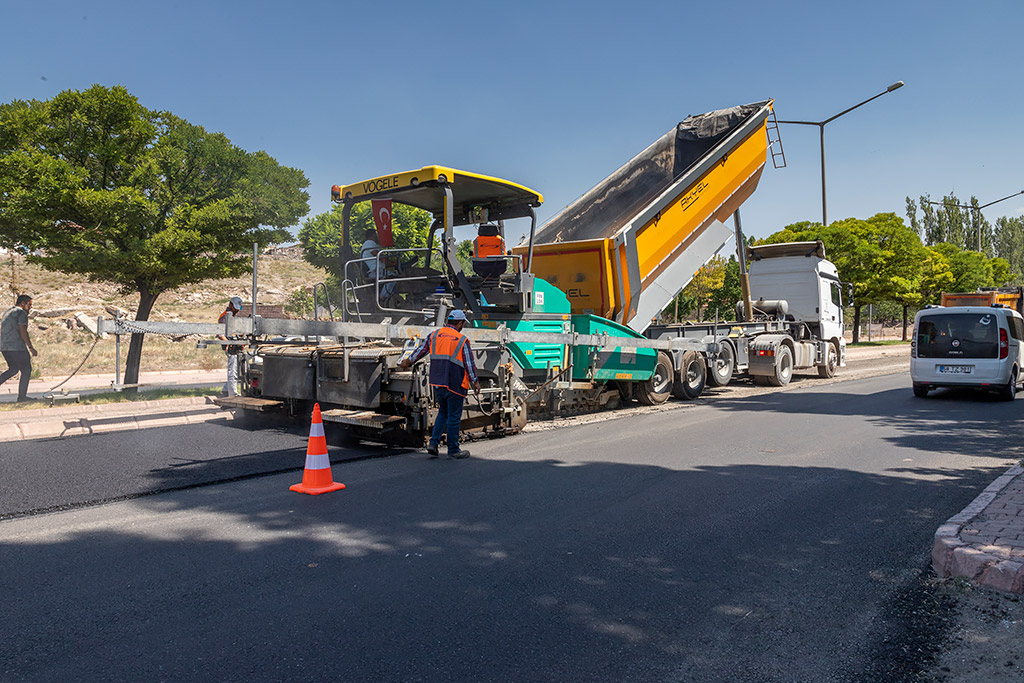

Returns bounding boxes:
[1,250,327,377]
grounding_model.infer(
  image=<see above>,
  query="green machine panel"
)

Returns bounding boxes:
[571,315,656,382]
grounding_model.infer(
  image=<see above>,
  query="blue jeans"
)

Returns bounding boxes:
[430,388,465,455]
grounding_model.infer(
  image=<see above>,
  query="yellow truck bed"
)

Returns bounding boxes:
[517,101,775,331]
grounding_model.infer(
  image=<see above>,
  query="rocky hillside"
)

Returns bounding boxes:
[0,246,327,377]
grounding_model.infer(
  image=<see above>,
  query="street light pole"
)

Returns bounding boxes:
[923,190,1024,252]
[778,81,904,226]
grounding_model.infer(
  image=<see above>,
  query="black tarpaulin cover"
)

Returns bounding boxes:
[532,101,768,245]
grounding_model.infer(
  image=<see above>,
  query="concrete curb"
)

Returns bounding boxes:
[932,463,1024,593]
[0,396,232,442]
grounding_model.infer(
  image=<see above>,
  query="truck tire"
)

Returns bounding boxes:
[672,351,706,400]
[766,345,794,387]
[817,341,838,378]
[636,351,673,405]
[707,342,735,387]
[1000,370,1018,401]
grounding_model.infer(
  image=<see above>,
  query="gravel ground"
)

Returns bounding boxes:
[928,581,1024,681]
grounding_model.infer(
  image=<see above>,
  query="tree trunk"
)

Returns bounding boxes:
[852,305,862,344]
[123,286,160,396]
[902,305,909,341]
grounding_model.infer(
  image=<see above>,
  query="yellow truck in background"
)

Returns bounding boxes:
[941,287,1024,315]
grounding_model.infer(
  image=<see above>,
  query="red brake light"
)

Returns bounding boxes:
[1000,328,1009,359]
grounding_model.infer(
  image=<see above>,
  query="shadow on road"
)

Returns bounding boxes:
[1,375,1018,680]
[709,383,1024,464]
[0,454,1007,682]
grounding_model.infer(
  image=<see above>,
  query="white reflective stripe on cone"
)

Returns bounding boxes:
[304,452,331,470]
[308,422,325,438]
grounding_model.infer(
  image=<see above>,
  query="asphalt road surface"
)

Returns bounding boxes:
[1,369,1018,682]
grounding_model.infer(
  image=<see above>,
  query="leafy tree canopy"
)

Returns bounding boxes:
[298,202,432,280]
[0,85,310,386]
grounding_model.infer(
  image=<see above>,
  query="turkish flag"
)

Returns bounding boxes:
[371,199,394,247]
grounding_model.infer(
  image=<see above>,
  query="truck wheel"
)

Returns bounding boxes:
[672,351,706,400]
[817,342,838,378]
[707,342,735,387]
[766,345,793,387]
[912,383,930,398]
[637,351,673,405]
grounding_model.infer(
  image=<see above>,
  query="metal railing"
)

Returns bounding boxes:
[344,248,446,317]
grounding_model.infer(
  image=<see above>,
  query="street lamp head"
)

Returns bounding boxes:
[887,81,904,92]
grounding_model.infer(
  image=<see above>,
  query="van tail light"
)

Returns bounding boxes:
[1000,328,1009,359]
[911,329,917,358]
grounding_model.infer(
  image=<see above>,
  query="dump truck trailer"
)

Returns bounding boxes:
[515,101,847,385]
[646,241,850,386]
[517,101,781,332]
[941,287,1024,315]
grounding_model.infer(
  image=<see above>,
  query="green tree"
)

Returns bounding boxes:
[298,202,433,282]
[906,192,993,254]
[994,216,1024,282]
[931,243,995,292]
[0,85,309,389]
[681,255,727,321]
[705,257,742,320]
[918,247,955,307]
[763,213,925,342]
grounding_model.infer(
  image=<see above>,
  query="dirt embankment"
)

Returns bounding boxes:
[0,248,326,376]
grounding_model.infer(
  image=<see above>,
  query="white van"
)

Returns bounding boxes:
[911,304,1024,399]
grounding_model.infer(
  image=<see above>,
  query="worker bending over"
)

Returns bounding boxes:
[472,223,507,279]
[399,309,481,459]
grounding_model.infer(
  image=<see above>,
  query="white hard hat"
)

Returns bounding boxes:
[447,309,467,322]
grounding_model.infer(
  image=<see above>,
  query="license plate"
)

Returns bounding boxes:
[938,365,973,374]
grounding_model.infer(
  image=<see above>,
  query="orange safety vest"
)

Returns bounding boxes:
[473,234,505,259]
[428,326,471,396]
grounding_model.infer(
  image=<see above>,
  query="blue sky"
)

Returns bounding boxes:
[3,0,1022,247]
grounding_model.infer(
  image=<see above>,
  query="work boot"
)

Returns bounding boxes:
[447,449,470,459]
[426,442,439,458]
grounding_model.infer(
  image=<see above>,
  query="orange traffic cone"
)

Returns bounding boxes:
[290,403,346,495]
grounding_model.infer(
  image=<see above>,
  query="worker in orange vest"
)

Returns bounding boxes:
[399,309,481,458]
[472,223,507,279]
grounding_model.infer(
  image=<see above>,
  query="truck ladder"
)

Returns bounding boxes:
[766,107,787,169]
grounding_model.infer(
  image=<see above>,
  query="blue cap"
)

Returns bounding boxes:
[447,309,467,322]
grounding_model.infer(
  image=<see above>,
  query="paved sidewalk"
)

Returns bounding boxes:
[0,395,231,442]
[933,464,1024,593]
[0,368,223,403]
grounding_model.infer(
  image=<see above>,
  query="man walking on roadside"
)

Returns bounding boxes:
[399,309,481,458]
[0,294,38,402]
[217,297,244,397]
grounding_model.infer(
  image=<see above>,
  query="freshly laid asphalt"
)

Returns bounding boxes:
[0,371,1018,681]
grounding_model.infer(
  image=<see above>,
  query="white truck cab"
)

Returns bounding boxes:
[747,242,848,370]
[911,304,1024,400]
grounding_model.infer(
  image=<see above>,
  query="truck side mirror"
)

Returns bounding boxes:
[845,282,855,307]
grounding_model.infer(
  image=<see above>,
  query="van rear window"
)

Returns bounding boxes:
[916,314,999,358]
